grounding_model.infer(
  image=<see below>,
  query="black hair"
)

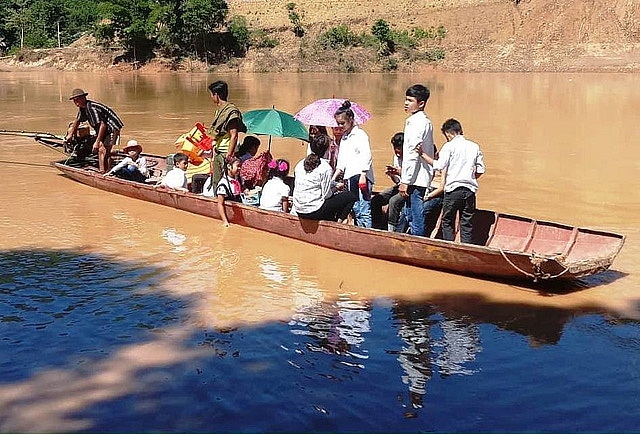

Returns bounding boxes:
[208,80,229,100]
[406,84,430,103]
[309,125,328,138]
[236,135,260,157]
[391,132,404,149]
[441,118,463,136]
[223,156,241,178]
[304,134,330,172]
[173,152,189,165]
[333,100,355,120]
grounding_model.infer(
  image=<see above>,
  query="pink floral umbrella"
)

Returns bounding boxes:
[294,98,372,128]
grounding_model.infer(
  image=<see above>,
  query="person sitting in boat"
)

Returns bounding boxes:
[65,88,124,174]
[157,152,189,193]
[259,159,291,213]
[371,132,406,231]
[214,156,243,227]
[105,139,148,183]
[416,118,485,243]
[236,135,261,163]
[293,134,356,223]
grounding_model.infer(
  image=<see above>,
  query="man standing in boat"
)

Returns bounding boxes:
[65,88,124,174]
[398,84,435,237]
[206,80,247,187]
[417,118,486,243]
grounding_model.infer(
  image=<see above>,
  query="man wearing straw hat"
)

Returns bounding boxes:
[65,88,124,173]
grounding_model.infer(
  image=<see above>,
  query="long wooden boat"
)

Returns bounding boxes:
[51,152,625,284]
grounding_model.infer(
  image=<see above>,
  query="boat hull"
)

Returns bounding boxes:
[51,158,625,284]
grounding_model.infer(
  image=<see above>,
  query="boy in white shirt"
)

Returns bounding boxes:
[398,84,434,237]
[418,118,486,243]
[159,152,189,192]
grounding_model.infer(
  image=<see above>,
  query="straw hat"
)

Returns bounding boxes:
[123,139,142,153]
[69,88,88,100]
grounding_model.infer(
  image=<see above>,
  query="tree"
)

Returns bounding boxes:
[371,19,394,55]
[180,0,228,58]
[5,0,30,48]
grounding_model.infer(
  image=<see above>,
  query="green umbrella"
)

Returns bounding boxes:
[243,107,309,150]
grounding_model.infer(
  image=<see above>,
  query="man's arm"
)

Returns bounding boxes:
[65,118,80,142]
[226,119,240,158]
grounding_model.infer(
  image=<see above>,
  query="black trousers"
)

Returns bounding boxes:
[298,191,357,222]
[441,187,476,243]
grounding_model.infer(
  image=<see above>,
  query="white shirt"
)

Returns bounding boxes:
[293,158,333,214]
[108,155,148,177]
[161,168,187,190]
[335,125,374,183]
[215,176,242,197]
[260,177,291,211]
[401,111,433,188]
[433,134,486,193]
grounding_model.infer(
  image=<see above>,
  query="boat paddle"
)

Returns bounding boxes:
[0,129,66,141]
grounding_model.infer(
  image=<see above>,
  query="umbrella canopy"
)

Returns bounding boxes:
[243,108,309,145]
[294,98,372,127]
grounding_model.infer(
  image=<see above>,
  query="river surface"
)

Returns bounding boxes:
[0,71,639,431]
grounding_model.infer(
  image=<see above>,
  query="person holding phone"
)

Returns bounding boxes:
[371,132,406,231]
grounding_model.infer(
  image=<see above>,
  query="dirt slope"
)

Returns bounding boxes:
[2,0,639,72]
[228,0,640,72]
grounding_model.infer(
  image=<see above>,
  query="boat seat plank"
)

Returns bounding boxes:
[525,222,573,255]
[487,214,534,251]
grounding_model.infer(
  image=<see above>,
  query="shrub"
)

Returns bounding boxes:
[371,19,394,55]
[250,29,279,48]
[228,15,249,51]
[318,24,360,49]
[424,47,445,61]
[286,3,305,37]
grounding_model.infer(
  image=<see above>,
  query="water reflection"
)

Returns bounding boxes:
[3,247,640,431]
[393,303,481,413]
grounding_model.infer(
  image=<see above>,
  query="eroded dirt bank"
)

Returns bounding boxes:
[1,0,639,73]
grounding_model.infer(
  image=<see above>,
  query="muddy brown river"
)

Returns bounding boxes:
[0,71,639,431]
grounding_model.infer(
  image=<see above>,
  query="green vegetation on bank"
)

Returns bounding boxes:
[0,0,446,71]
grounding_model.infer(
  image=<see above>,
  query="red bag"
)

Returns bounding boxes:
[240,151,272,188]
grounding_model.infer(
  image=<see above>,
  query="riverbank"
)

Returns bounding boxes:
[1,0,639,73]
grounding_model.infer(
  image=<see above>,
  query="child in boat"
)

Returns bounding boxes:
[236,135,261,162]
[215,156,243,227]
[158,152,189,192]
[371,132,405,231]
[259,158,291,213]
[105,139,148,182]
[416,118,485,243]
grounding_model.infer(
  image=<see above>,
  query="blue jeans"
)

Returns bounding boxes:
[348,175,372,228]
[406,186,427,236]
[398,191,443,236]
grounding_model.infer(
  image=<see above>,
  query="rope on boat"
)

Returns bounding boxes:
[499,249,570,282]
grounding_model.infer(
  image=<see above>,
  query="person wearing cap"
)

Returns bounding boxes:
[65,88,124,173]
[105,139,147,183]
